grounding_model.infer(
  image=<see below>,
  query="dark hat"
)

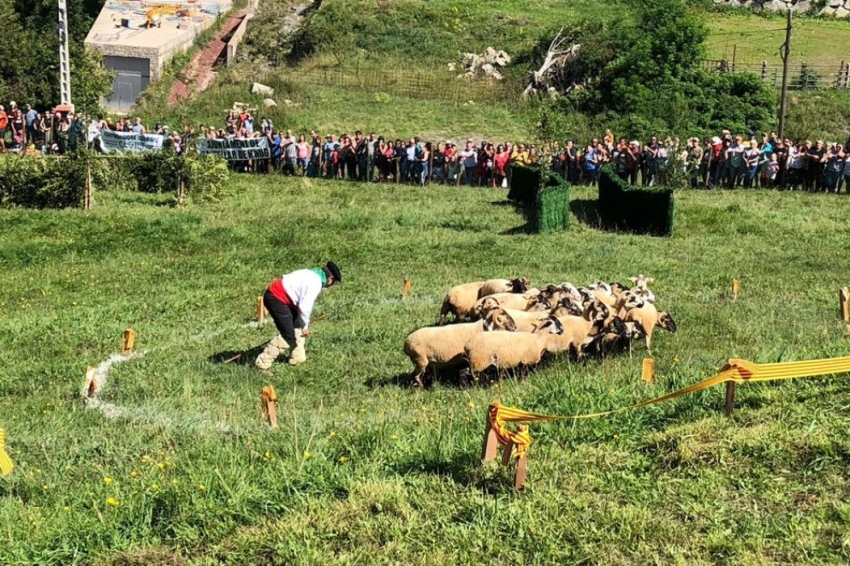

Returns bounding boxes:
[325,261,341,284]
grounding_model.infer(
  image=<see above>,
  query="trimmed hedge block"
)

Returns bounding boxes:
[535,174,571,233]
[598,165,674,236]
[508,165,571,232]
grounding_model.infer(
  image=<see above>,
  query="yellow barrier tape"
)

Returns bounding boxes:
[0,428,13,477]
[489,355,850,459]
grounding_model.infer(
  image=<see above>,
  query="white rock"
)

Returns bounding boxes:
[482,63,495,75]
[283,99,294,106]
[822,6,836,15]
[793,1,812,12]
[263,98,277,109]
[491,71,504,81]
[251,82,274,96]
[447,62,456,72]
[836,6,850,16]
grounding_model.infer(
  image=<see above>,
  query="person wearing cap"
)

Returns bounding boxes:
[255,262,342,374]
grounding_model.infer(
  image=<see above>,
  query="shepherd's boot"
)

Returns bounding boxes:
[288,329,307,365]
[255,335,289,374]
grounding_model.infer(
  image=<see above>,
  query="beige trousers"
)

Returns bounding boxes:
[255,335,290,370]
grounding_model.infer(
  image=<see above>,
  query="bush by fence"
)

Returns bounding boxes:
[0,152,232,209]
[598,165,674,237]
[508,165,571,232]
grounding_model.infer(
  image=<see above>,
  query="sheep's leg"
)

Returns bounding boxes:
[438,301,452,325]
[410,359,428,389]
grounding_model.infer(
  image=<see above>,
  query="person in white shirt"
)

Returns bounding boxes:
[255,262,341,374]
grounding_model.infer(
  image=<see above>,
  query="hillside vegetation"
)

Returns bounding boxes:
[3,180,850,564]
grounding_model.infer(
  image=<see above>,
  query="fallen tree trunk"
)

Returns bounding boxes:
[522,29,581,97]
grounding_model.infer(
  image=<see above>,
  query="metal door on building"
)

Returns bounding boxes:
[103,56,150,112]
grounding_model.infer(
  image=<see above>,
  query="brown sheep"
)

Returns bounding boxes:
[405,307,517,388]
[463,317,564,376]
[439,277,529,324]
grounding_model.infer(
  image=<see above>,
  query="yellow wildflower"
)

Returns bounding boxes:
[339,456,348,463]
[106,497,118,506]
[329,430,337,438]
[303,451,311,459]
[104,476,113,485]
[391,434,399,441]
[198,484,206,491]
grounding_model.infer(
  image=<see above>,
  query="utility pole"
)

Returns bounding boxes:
[778,9,792,140]
[58,0,73,110]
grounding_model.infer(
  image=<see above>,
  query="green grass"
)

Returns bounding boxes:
[4,178,850,564]
[703,11,850,68]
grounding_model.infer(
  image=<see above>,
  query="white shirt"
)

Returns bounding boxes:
[282,269,323,329]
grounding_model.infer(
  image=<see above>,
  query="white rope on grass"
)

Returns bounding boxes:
[82,320,270,429]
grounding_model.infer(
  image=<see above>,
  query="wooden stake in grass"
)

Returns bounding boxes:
[724,381,737,418]
[122,329,136,356]
[731,278,739,301]
[840,287,849,322]
[261,385,278,428]
[481,403,499,462]
[257,296,265,325]
[178,176,186,207]
[84,365,98,399]
[401,277,411,301]
[0,428,13,477]
[84,162,92,211]
[641,358,655,384]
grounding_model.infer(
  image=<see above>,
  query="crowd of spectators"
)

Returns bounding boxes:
[8,103,850,193]
[0,101,86,155]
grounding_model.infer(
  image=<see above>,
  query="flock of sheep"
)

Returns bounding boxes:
[403,275,677,387]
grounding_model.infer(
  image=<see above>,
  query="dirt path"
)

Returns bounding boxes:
[167,10,248,106]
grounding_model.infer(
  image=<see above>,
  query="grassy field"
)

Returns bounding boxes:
[4,177,850,564]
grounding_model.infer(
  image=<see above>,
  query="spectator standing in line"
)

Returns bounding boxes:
[686,138,703,188]
[823,145,843,193]
[614,138,630,182]
[805,140,825,192]
[787,141,805,191]
[725,135,746,188]
[582,144,597,186]
[270,130,282,172]
[0,105,7,153]
[493,144,509,188]
[242,112,254,135]
[841,144,850,194]
[744,140,760,188]
[355,131,367,181]
[24,104,37,144]
[282,130,297,176]
[642,136,660,186]
[296,134,310,176]
[366,132,377,182]
[460,140,478,186]
[418,142,431,186]
[226,111,236,136]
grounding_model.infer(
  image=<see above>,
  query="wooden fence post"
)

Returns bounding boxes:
[836,61,845,89]
[257,296,266,325]
[724,381,737,417]
[513,424,529,489]
[178,175,185,207]
[401,277,411,301]
[84,161,92,210]
[732,278,739,301]
[840,287,849,322]
[122,328,136,356]
[261,385,278,428]
[641,358,655,383]
[84,365,98,399]
[481,403,499,462]
[761,61,767,82]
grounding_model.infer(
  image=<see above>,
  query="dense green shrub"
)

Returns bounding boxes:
[0,153,89,208]
[598,165,674,237]
[0,151,231,209]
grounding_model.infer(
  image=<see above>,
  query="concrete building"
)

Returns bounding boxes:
[84,0,233,112]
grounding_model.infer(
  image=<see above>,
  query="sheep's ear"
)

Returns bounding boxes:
[629,276,638,283]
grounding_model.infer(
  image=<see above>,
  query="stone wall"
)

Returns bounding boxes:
[709,0,850,19]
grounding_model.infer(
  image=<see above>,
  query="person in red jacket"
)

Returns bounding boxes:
[255,261,341,375]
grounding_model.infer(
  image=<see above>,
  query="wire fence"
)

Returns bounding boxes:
[700,59,850,89]
[293,65,523,104]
